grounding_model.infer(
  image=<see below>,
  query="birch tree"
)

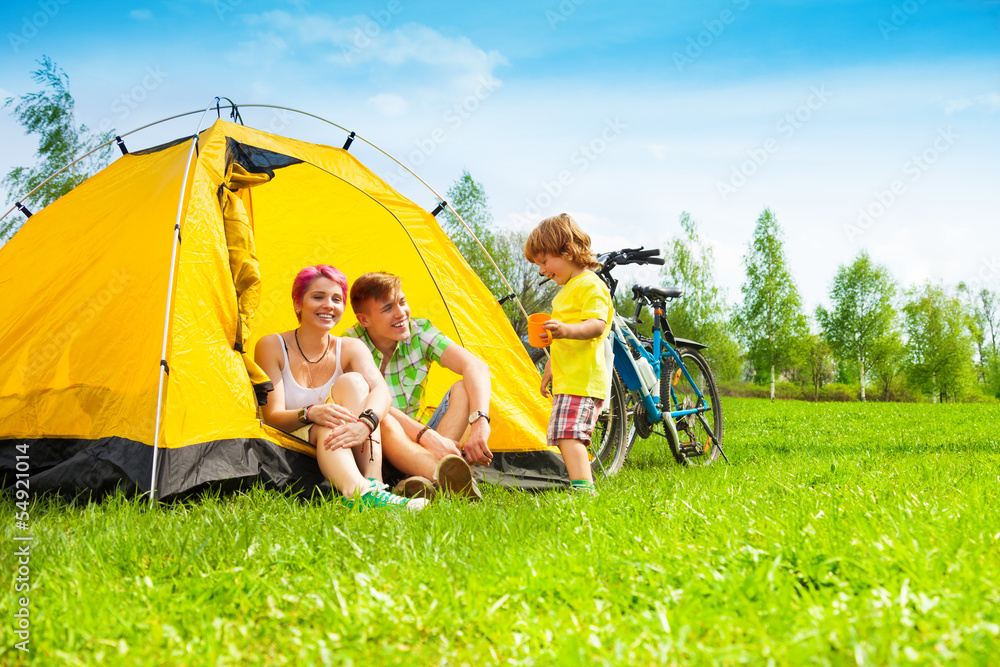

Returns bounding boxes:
[816,251,897,401]
[734,208,806,401]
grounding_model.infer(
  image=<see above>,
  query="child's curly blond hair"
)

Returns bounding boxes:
[523,213,599,270]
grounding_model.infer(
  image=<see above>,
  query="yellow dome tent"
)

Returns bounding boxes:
[0,113,567,500]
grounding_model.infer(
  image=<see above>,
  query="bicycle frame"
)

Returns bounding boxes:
[610,309,711,424]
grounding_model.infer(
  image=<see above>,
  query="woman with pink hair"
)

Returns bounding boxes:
[255,265,427,511]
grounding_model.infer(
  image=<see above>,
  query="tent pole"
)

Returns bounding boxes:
[148,99,221,505]
[2,103,528,324]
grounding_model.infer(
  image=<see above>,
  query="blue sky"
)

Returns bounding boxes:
[2,0,998,314]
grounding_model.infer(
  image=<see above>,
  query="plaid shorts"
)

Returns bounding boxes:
[547,394,604,448]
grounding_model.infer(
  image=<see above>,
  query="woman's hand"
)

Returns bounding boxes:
[323,421,371,451]
[308,402,356,430]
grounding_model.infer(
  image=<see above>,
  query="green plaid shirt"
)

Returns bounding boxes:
[343,318,453,418]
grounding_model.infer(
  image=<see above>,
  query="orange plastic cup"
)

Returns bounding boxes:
[528,313,551,348]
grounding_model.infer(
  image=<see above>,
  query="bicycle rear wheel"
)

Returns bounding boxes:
[662,346,723,466]
[590,370,629,476]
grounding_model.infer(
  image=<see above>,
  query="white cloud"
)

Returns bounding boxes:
[367,93,409,118]
[979,92,1000,110]
[944,97,973,114]
[943,92,1000,114]
[129,9,152,20]
[225,33,289,68]
[239,11,507,89]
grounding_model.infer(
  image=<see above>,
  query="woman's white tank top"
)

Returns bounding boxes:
[279,334,343,409]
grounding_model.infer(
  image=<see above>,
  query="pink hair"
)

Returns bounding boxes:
[291,265,349,318]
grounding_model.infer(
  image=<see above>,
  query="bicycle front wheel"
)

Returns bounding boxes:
[662,346,724,466]
[590,370,629,476]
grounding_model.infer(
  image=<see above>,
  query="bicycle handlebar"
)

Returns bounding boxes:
[632,248,662,259]
[598,246,664,268]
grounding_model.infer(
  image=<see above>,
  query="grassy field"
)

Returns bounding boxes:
[2,397,999,666]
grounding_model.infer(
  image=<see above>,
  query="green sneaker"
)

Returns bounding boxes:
[569,480,598,497]
[344,481,428,511]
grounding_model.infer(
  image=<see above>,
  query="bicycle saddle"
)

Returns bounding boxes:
[634,285,683,300]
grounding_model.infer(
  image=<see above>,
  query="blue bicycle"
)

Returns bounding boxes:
[588,247,728,473]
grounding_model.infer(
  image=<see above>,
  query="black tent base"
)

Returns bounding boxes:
[1,437,570,502]
[0,436,329,503]
[477,450,570,490]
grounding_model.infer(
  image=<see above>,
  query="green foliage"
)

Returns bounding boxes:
[734,208,807,398]
[868,330,909,402]
[986,357,1000,399]
[439,169,510,299]
[438,171,557,337]
[4,399,999,664]
[902,283,977,402]
[661,212,725,335]
[791,331,835,401]
[2,56,115,243]
[660,212,742,382]
[816,251,899,401]
[958,283,1000,392]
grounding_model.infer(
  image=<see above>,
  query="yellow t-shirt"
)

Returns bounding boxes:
[550,270,613,398]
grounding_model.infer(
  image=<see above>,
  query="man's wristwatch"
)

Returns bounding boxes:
[468,410,490,425]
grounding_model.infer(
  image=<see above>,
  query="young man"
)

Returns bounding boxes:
[344,272,494,499]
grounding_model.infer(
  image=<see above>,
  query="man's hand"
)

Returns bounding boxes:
[419,427,463,460]
[463,419,493,466]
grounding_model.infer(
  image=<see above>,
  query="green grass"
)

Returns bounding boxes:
[3,398,999,665]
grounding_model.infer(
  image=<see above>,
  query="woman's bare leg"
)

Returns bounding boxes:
[312,372,378,497]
